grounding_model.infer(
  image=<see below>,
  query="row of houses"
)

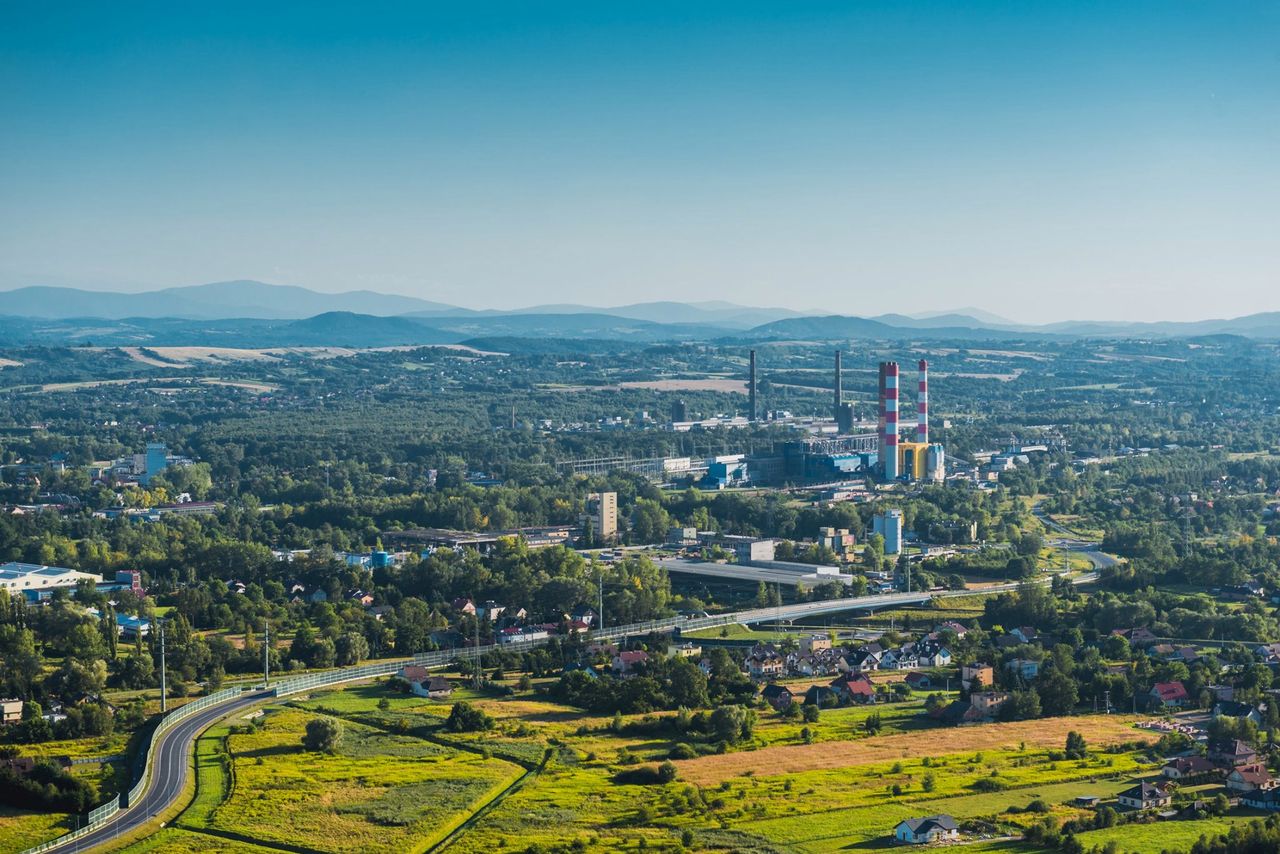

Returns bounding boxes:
[742,638,954,682]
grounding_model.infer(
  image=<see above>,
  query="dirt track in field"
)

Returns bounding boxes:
[675,715,1143,785]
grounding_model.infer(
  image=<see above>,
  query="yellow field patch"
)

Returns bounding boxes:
[676,715,1143,785]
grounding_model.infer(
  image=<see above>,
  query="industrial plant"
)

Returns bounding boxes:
[725,351,947,487]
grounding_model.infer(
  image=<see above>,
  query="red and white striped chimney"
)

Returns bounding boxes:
[916,359,929,444]
[882,361,899,479]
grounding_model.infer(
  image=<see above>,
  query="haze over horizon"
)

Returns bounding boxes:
[3,1,1278,323]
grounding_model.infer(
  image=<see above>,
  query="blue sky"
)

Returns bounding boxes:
[1,1,1277,321]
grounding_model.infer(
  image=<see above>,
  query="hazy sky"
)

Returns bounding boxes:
[2,1,1277,322]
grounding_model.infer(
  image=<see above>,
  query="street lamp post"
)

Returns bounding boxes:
[159,618,167,713]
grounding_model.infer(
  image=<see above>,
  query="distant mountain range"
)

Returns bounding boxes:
[1,280,1279,346]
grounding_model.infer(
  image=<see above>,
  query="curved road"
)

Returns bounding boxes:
[45,689,273,854]
[1032,504,1121,571]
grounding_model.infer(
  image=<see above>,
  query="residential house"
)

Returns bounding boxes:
[570,605,596,626]
[831,672,877,704]
[904,672,933,691]
[0,698,22,725]
[1208,684,1235,702]
[761,684,794,711]
[744,645,786,680]
[843,648,881,673]
[1227,763,1273,793]
[563,661,598,679]
[1229,581,1266,599]
[803,685,840,708]
[477,600,506,621]
[1150,681,1190,709]
[1010,627,1039,644]
[879,647,917,670]
[1006,658,1040,681]
[936,699,984,725]
[961,663,994,691]
[368,605,394,621]
[800,634,832,655]
[1117,782,1172,811]
[1209,739,1259,769]
[970,692,1011,719]
[398,666,454,699]
[348,590,375,607]
[934,621,969,639]
[893,815,959,845]
[613,651,650,676]
[668,642,702,659]
[1162,755,1217,781]
[916,642,951,668]
[1255,643,1280,665]
[1214,700,1265,726]
[450,597,477,615]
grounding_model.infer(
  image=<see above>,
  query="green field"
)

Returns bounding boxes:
[0,806,71,854]
[174,705,524,854]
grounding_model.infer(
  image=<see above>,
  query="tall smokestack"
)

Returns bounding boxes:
[882,361,899,479]
[833,350,842,419]
[748,350,757,421]
[877,363,887,446]
[916,359,929,443]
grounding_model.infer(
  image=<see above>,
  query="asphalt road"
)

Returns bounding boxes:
[1033,503,1121,570]
[44,689,273,854]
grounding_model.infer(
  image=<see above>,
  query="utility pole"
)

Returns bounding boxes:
[159,619,167,713]
[598,567,604,631]
[472,608,481,690]
[263,620,270,687]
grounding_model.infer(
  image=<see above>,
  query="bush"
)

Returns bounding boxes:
[669,743,698,760]
[970,777,1007,793]
[613,766,666,785]
[302,718,343,753]
[445,701,493,733]
[657,760,678,783]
